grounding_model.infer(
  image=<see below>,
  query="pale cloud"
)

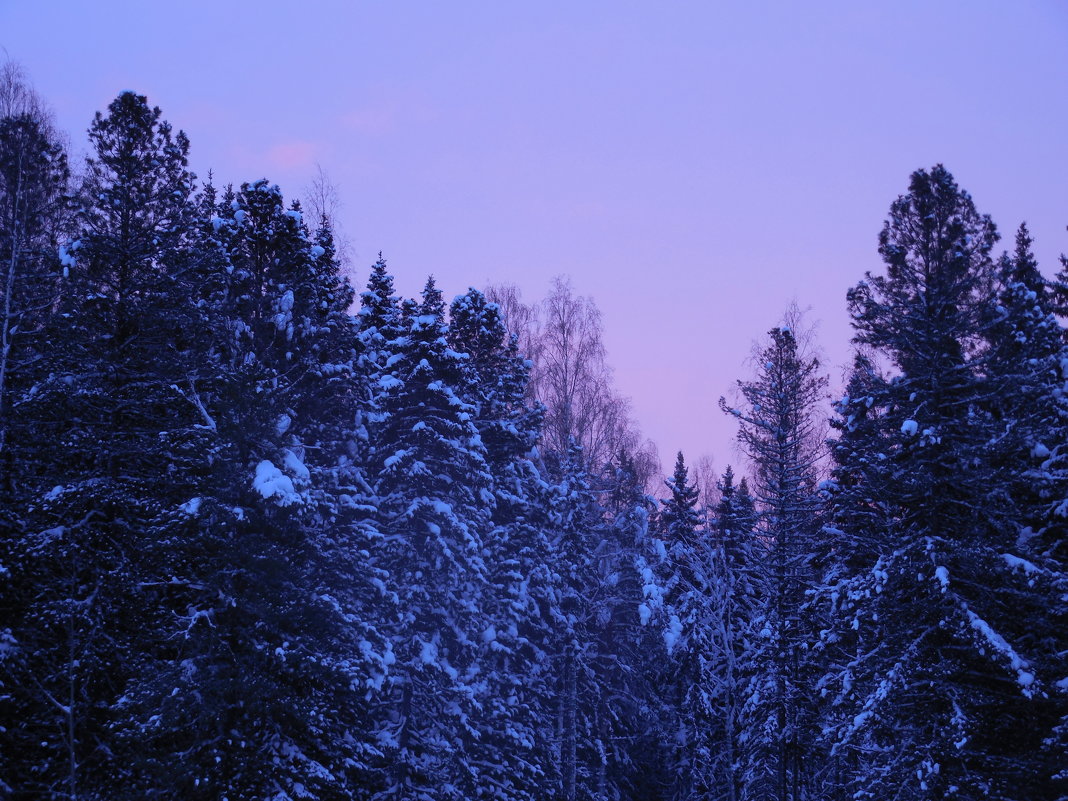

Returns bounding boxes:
[266,140,318,171]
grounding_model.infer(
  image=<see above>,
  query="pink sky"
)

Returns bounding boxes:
[3,1,1067,479]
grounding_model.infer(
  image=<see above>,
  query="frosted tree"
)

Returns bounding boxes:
[980,223,1068,795]
[654,451,706,800]
[721,324,827,801]
[0,90,206,798]
[448,287,556,799]
[371,277,495,801]
[109,177,390,799]
[0,113,69,477]
[674,465,760,801]
[597,450,663,799]
[0,83,72,774]
[822,165,1064,800]
[545,442,608,801]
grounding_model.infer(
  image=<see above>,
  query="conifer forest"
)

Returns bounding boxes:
[1,58,1066,801]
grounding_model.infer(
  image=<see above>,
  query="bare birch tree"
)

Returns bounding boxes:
[303,163,354,272]
[487,277,659,485]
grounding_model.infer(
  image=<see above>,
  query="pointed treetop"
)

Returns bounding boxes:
[660,450,701,541]
[1006,222,1042,290]
[359,256,398,323]
[419,275,445,320]
[719,464,735,494]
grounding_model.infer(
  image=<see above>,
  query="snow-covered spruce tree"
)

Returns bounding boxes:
[822,165,1063,800]
[358,254,405,381]
[544,442,663,801]
[708,468,761,801]
[654,451,706,800]
[980,224,1068,795]
[114,178,389,799]
[596,450,664,801]
[812,350,890,801]
[0,91,210,798]
[676,465,760,801]
[355,255,406,470]
[721,324,827,801]
[545,440,609,801]
[983,224,1067,541]
[447,287,557,800]
[371,277,495,801]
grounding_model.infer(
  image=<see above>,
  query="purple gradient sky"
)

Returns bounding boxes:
[3,2,1067,477]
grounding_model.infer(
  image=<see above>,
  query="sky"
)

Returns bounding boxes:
[2,1,1067,479]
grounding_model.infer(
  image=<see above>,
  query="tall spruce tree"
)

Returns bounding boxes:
[545,441,607,801]
[371,277,494,801]
[677,465,760,801]
[448,287,555,800]
[656,451,706,800]
[116,178,390,799]
[721,325,826,801]
[598,450,662,800]
[981,223,1068,796]
[709,468,760,801]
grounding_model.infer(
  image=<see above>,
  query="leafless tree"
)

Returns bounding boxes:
[488,277,660,486]
[693,453,718,510]
[485,282,541,377]
[0,60,51,129]
[303,163,354,273]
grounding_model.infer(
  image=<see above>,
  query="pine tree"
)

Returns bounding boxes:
[823,165,1062,800]
[0,90,209,797]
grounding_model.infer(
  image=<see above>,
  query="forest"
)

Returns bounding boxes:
[0,62,1066,801]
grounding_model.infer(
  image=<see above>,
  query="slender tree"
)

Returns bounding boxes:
[721,324,827,801]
